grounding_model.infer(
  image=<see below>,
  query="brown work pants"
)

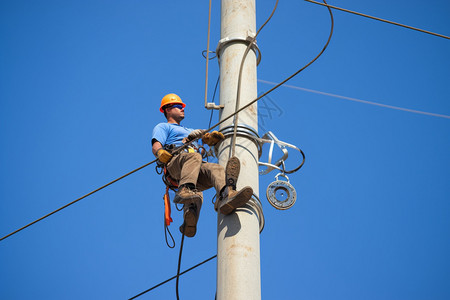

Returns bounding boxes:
[166,152,225,195]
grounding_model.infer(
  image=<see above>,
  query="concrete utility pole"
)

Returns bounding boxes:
[216,0,262,299]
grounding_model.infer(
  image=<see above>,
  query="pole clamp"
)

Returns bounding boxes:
[248,193,265,233]
[216,33,262,66]
[215,124,262,158]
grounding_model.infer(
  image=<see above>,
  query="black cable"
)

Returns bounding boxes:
[208,75,220,129]
[304,0,450,40]
[128,255,217,299]
[0,159,158,242]
[164,223,175,249]
[231,0,279,157]
[176,224,186,300]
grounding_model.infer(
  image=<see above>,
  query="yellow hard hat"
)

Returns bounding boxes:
[160,93,186,113]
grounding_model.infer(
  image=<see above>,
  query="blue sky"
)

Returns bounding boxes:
[1,0,449,299]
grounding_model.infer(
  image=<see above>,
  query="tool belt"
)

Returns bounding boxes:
[164,143,197,154]
[158,143,206,191]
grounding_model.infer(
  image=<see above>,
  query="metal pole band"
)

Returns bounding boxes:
[216,36,262,66]
[249,193,265,233]
[218,124,262,158]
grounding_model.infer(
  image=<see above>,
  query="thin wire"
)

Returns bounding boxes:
[204,0,213,108]
[231,0,279,157]
[208,75,221,129]
[304,0,450,40]
[128,255,217,300]
[258,79,450,119]
[0,159,158,242]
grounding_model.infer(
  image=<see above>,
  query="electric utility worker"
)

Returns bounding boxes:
[152,93,253,237]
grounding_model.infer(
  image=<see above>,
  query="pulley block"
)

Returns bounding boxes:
[266,173,297,210]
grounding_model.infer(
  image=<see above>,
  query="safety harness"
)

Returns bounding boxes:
[157,144,206,248]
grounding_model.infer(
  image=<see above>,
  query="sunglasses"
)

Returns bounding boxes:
[167,104,184,110]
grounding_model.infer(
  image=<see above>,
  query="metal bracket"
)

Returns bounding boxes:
[258,131,305,175]
[213,128,305,175]
[216,34,262,66]
[205,102,224,110]
[258,131,288,175]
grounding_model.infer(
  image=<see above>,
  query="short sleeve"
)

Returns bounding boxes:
[152,123,169,146]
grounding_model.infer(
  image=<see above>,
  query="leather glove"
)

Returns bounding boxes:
[156,149,173,164]
[202,131,224,146]
[184,129,205,143]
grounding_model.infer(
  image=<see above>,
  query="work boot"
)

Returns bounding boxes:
[173,185,202,205]
[179,203,199,237]
[225,156,240,189]
[217,185,253,215]
[214,156,252,215]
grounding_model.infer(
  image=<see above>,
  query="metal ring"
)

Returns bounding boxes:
[216,36,262,66]
[275,173,289,182]
[266,179,297,210]
[248,193,265,233]
[218,124,262,158]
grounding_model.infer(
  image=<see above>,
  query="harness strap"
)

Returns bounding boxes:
[164,186,173,226]
[164,166,180,189]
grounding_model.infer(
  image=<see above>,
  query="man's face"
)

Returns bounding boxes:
[166,104,185,121]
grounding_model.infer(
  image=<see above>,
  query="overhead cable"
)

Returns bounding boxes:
[128,255,217,300]
[0,159,157,242]
[304,0,450,40]
[258,79,450,119]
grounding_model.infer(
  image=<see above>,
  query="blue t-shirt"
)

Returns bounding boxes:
[152,123,194,147]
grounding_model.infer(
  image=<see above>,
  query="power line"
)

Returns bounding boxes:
[128,255,217,300]
[304,0,450,40]
[258,79,450,119]
[0,159,158,242]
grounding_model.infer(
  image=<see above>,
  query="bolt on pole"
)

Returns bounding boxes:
[216,0,262,299]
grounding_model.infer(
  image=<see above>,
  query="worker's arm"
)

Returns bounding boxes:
[152,140,163,156]
[152,140,172,163]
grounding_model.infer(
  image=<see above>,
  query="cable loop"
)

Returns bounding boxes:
[202,50,217,60]
[164,223,175,249]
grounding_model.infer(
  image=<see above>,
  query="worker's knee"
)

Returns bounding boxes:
[190,152,202,162]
